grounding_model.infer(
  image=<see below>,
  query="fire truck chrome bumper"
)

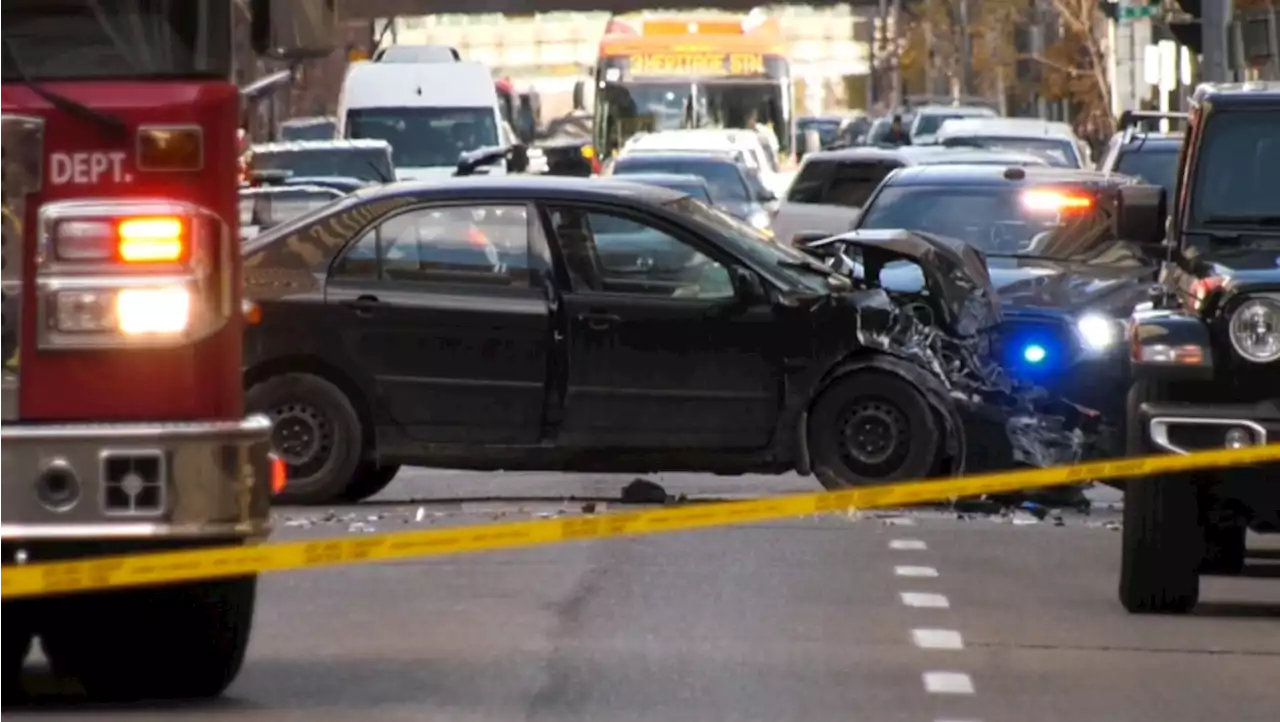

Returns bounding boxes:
[1,415,273,541]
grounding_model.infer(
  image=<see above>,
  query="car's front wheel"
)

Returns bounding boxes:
[1118,381,1201,614]
[808,371,941,490]
[248,372,365,505]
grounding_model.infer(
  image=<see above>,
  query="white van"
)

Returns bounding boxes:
[336,61,505,181]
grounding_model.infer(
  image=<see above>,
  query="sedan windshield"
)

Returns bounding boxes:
[857,184,1115,258]
[346,107,499,169]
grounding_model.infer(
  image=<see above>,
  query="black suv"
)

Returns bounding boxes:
[1119,83,1280,614]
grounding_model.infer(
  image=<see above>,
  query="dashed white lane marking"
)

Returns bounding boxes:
[900,592,950,608]
[912,628,964,650]
[889,539,928,550]
[922,671,975,695]
[895,565,939,578]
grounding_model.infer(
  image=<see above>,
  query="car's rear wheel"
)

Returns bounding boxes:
[248,372,365,505]
[341,463,401,502]
[40,577,256,701]
[1118,381,1201,614]
[809,371,940,489]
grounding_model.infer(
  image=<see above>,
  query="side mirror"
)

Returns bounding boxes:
[572,81,586,111]
[1116,184,1167,246]
[507,144,530,174]
[731,267,768,304]
[250,0,339,61]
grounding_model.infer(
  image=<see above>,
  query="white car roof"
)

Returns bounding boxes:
[251,139,391,153]
[936,117,1078,140]
[340,61,498,110]
[912,104,998,117]
[625,129,763,152]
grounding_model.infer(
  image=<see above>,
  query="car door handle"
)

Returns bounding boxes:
[341,295,382,317]
[577,312,622,331]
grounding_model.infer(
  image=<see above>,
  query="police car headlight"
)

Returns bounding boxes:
[1229,298,1280,363]
[1075,312,1119,352]
[748,210,772,230]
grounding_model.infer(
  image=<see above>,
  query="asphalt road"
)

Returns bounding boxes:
[7,468,1279,721]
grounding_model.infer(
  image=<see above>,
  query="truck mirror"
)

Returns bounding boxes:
[1116,184,1167,246]
[251,0,339,61]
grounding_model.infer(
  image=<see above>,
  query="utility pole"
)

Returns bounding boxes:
[1203,0,1234,82]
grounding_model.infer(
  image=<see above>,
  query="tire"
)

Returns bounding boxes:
[808,370,940,490]
[1199,523,1247,575]
[3,603,33,698]
[340,463,401,502]
[247,372,365,504]
[40,577,256,702]
[1119,381,1201,614]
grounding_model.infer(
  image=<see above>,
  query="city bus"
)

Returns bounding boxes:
[593,13,795,166]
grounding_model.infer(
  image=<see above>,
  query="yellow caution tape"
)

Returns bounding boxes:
[4,444,1279,600]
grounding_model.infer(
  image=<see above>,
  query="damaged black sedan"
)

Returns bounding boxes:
[242,176,1066,504]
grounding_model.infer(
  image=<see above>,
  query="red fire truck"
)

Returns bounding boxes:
[2,0,335,700]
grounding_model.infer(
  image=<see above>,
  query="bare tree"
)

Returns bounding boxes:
[1026,0,1113,136]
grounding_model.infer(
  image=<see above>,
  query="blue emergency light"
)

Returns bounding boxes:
[1022,344,1048,364]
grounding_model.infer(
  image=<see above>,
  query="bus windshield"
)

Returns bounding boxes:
[1,0,232,81]
[596,81,790,160]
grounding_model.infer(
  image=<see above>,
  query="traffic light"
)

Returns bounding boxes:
[1170,0,1203,53]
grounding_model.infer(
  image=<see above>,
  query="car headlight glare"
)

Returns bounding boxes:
[748,210,771,230]
[1075,312,1118,352]
[1229,298,1280,363]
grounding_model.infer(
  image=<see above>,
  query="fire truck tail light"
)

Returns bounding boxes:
[137,126,203,172]
[53,220,117,260]
[118,217,187,263]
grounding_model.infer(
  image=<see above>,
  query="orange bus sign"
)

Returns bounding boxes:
[629,52,766,76]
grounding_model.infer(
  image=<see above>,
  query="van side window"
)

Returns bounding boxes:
[787,159,900,208]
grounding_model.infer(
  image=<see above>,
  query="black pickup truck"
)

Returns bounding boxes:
[241,176,1092,504]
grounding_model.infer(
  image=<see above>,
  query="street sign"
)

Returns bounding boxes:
[1119,3,1160,21]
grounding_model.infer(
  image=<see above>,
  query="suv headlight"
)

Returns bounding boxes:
[1229,297,1280,363]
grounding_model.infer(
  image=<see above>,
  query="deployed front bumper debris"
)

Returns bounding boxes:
[802,229,1098,471]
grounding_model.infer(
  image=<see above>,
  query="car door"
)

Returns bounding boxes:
[543,202,781,449]
[326,202,550,444]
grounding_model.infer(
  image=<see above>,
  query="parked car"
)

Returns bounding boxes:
[909,104,1000,145]
[607,172,714,204]
[935,118,1089,168]
[241,176,1090,504]
[279,116,337,141]
[247,139,396,185]
[1097,111,1185,201]
[607,150,778,232]
[773,146,1049,247]
[239,184,346,241]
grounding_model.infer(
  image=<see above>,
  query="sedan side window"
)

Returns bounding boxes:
[547,206,734,300]
[334,204,530,284]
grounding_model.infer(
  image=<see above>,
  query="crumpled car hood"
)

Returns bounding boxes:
[804,229,1003,337]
